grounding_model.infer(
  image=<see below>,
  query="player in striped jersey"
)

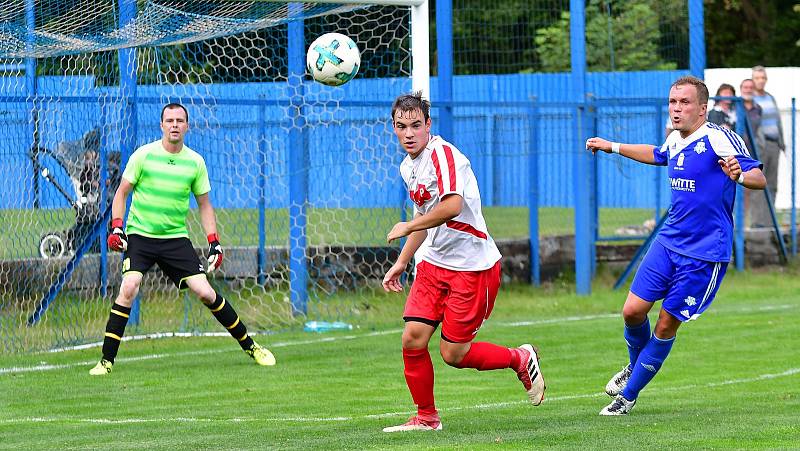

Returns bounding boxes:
[381,92,545,433]
[586,76,766,415]
[89,103,274,375]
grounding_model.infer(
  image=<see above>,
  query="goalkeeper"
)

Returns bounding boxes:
[90,103,275,376]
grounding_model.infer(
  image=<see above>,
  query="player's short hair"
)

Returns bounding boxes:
[161,103,189,122]
[740,78,754,87]
[715,83,735,96]
[751,65,766,74]
[671,76,709,105]
[391,91,430,123]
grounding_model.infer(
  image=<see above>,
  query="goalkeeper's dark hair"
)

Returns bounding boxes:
[392,91,430,123]
[161,102,189,122]
[672,76,709,105]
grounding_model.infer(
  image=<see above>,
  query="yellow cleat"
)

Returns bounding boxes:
[89,359,113,376]
[245,342,276,366]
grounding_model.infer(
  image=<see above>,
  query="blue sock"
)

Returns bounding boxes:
[623,317,651,367]
[621,335,675,401]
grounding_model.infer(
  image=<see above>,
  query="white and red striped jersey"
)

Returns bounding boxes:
[400,135,501,271]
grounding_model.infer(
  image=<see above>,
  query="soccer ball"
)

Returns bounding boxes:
[306,33,361,86]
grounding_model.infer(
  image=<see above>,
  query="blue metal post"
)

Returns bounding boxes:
[571,0,591,295]
[528,103,540,286]
[655,105,664,219]
[588,96,598,277]
[792,98,797,256]
[257,102,267,285]
[119,0,139,324]
[288,6,308,314]
[25,0,38,208]
[100,109,109,296]
[790,97,797,256]
[399,183,408,285]
[436,0,453,140]
[734,99,747,271]
[484,114,495,206]
[688,0,706,79]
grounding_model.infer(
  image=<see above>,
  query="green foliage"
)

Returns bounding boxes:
[535,0,680,72]
[443,0,561,75]
[704,0,800,67]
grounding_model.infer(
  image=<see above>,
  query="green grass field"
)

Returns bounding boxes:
[1,267,798,449]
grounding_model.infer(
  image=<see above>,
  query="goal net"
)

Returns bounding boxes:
[0,0,418,353]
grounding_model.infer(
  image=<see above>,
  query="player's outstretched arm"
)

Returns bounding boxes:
[110,179,133,221]
[382,228,426,293]
[718,156,767,190]
[107,179,133,252]
[196,193,224,273]
[586,137,658,165]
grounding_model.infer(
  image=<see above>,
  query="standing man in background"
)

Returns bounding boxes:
[90,103,275,375]
[707,83,737,130]
[739,78,763,154]
[739,78,764,227]
[750,66,785,227]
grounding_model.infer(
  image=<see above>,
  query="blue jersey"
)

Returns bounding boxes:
[653,122,762,262]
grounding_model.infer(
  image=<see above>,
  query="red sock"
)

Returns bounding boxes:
[456,342,514,370]
[402,347,437,418]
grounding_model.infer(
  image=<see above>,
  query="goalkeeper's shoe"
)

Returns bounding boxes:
[600,395,636,416]
[382,415,442,433]
[605,364,633,397]
[89,359,113,376]
[245,342,276,366]
[513,344,546,406]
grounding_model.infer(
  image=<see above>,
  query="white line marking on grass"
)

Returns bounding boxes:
[1,368,797,427]
[503,313,618,327]
[0,416,350,425]
[1,302,795,376]
[0,330,401,375]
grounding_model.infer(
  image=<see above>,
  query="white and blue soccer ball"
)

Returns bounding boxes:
[306,32,361,86]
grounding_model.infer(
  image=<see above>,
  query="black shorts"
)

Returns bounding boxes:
[122,234,204,289]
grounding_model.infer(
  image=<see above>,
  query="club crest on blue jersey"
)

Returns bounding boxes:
[693,141,706,154]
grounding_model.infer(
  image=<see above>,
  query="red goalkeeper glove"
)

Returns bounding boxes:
[107,218,128,252]
[206,233,223,273]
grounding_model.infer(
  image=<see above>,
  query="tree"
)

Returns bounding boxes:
[534,0,682,72]
[704,0,800,67]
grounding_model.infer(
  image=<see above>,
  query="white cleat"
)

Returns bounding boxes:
[605,364,632,397]
[514,344,546,406]
[382,415,442,433]
[600,395,636,415]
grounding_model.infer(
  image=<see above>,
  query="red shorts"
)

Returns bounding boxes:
[403,260,502,343]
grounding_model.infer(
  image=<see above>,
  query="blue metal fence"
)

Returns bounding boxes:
[1,71,685,212]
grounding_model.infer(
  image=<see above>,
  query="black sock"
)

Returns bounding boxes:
[101,303,131,363]
[207,294,254,350]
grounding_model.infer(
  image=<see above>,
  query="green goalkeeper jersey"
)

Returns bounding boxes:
[122,140,211,239]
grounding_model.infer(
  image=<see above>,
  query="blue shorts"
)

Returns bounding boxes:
[630,239,728,322]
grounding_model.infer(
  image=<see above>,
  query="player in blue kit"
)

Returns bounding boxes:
[586,76,766,415]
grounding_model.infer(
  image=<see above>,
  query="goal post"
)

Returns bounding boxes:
[0,0,430,353]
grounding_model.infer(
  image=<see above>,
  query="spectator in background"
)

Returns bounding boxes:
[707,83,737,130]
[751,66,785,227]
[739,78,765,229]
[739,78,763,153]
